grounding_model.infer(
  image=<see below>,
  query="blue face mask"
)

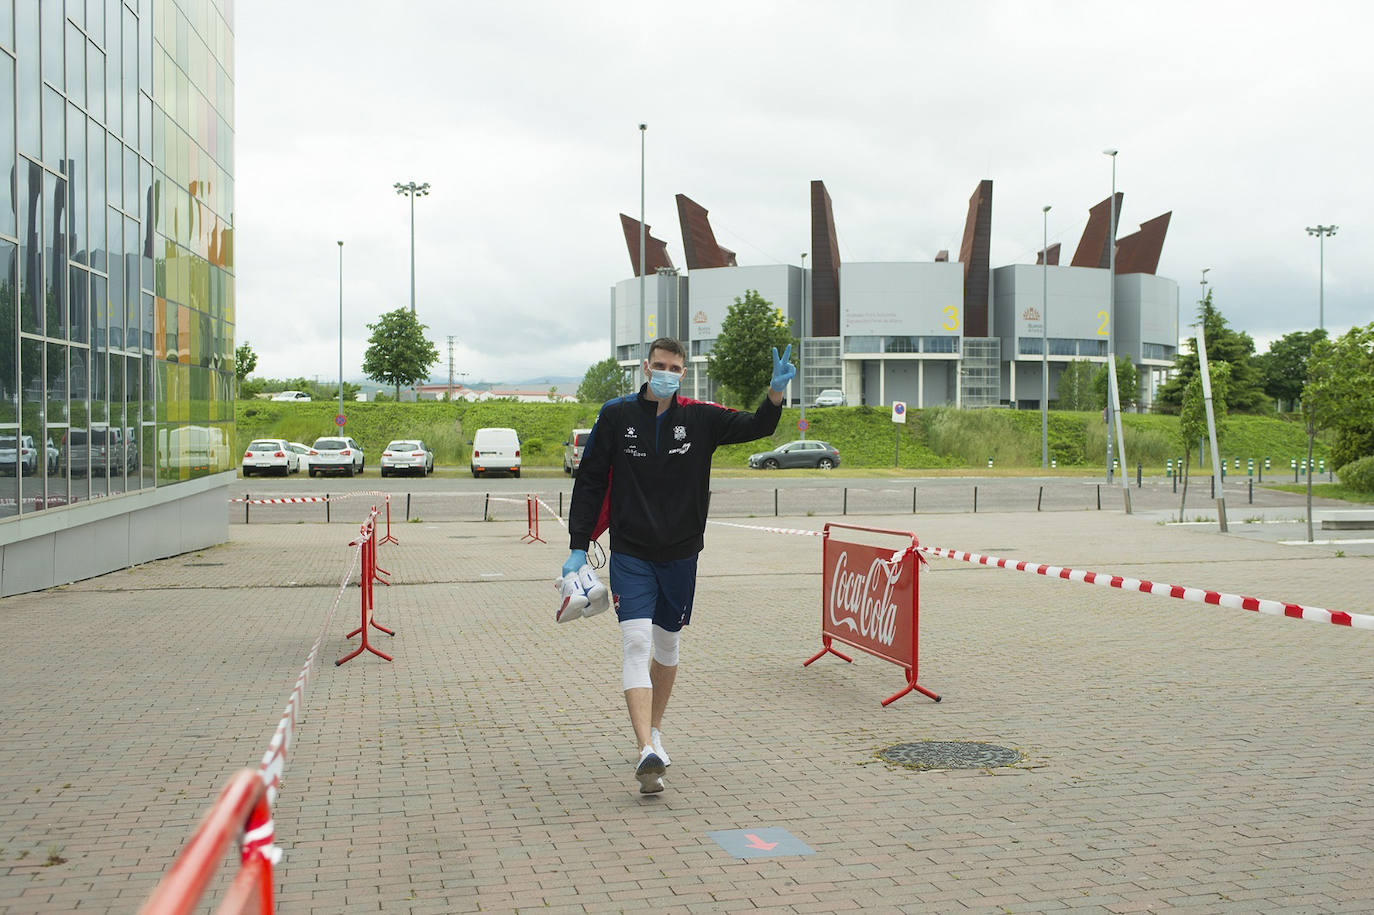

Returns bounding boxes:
[648,370,681,398]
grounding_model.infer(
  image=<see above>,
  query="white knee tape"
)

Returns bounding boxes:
[620,619,652,691]
[651,625,680,667]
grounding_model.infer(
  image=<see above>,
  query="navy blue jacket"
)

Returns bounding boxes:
[568,385,782,562]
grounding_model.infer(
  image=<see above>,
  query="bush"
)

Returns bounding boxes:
[1337,456,1374,493]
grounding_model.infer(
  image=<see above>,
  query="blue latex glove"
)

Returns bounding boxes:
[770,344,796,392]
[562,549,587,577]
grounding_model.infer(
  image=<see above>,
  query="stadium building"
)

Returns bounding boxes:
[0,0,235,594]
[611,180,1178,411]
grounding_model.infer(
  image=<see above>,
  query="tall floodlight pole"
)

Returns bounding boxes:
[1196,317,1228,532]
[799,251,808,439]
[1305,224,1337,330]
[337,241,344,421]
[1103,149,1130,512]
[638,124,647,365]
[394,181,430,314]
[1041,205,1051,469]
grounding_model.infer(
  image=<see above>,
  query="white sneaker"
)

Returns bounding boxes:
[651,727,672,767]
[635,746,666,794]
[578,564,610,617]
[555,572,588,623]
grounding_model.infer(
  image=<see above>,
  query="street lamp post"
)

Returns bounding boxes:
[337,241,344,422]
[1304,224,1337,330]
[1041,205,1050,469]
[639,124,647,366]
[394,181,430,314]
[1103,149,1130,512]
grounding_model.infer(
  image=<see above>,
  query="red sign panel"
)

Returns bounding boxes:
[805,523,940,705]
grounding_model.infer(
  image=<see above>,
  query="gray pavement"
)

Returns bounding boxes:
[2,501,1373,913]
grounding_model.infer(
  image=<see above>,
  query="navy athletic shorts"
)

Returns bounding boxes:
[608,552,698,632]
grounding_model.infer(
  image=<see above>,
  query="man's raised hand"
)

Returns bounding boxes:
[770,343,797,392]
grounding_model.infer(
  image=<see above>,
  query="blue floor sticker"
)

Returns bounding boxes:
[707,827,814,859]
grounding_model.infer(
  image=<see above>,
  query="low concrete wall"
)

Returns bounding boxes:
[0,473,232,597]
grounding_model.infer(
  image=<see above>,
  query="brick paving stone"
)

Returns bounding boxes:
[0,509,1372,912]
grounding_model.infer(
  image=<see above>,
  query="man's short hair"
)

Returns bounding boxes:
[646,337,687,363]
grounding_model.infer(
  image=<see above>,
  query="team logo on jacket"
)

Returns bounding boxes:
[625,426,636,438]
[674,425,686,441]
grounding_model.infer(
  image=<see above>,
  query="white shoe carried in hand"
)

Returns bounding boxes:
[578,564,610,617]
[555,572,588,623]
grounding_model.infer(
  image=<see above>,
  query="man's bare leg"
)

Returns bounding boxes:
[625,687,653,749]
[650,659,677,729]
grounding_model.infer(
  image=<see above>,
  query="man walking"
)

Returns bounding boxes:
[563,336,794,793]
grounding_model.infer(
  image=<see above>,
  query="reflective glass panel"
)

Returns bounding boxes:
[40,0,61,89]
[44,171,67,338]
[19,160,41,335]
[140,420,154,488]
[86,0,103,46]
[0,242,16,422]
[45,422,66,507]
[1,0,13,49]
[108,350,123,492]
[121,5,134,143]
[65,104,85,264]
[104,0,119,136]
[106,131,120,210]
[0,428,16,517]
[86,120,104,267]
[0,56,14,236]
[15,0,38,156]
[86,39,103,123]
[46,341,66,423]
[20,334,41,438]
[124,215,137,337]
[106,208,122,347]
[65,21,84,109]
[42,85,63,167]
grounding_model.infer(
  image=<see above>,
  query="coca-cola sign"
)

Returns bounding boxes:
[828,550,900,646]
[820,532,916,669]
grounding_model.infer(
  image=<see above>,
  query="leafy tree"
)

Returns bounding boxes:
[1177,361,1230,522]
[1157,289,1268,413]
[1304,321,1374,477]
[1055,360,1100,411]
[705,289,796,407]
[1092,355,1140,410]
[234,341,258,385]
[361,308,441,401]
[578,357,632,403]
[1254,328,1326,413]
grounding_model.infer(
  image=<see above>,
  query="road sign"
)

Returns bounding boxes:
[798,419,809,432]
[891,401,907,424]
[335,414,347,427]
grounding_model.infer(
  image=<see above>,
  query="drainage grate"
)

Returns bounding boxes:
[879,741,1021,770]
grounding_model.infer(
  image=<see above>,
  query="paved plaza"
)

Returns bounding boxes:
[1,500,1372,913]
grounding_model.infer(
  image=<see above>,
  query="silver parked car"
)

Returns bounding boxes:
[748,440,842,470]
[380,440,433,477]
[286,442,311,473]
[308,437,365,477]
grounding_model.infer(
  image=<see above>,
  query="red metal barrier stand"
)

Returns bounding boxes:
[520,494,546,543]
[378,493,399,546]
[803,523,940,706]
[337,515,393,665]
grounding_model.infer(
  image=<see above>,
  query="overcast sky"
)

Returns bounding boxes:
[233,0,1370,385]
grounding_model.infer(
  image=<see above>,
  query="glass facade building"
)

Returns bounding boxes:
[0,0,234,594]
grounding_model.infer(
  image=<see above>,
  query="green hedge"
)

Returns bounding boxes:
[233,400,1330,471]
[1337,456,1374,493]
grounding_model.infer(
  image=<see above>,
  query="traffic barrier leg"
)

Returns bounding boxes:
[379,494,399,546]
[338,518,393,665]
[521,494,546,544]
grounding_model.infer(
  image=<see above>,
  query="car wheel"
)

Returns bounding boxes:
[570,467,578,479]
[380,468,389,478]
[279,466,289,477]
[345,465,354,477]
[243,467,252,477]
[513,469,521,478]
[471,470,481,479]
[817,458,835,469]
[309,468,316,477]
[763,458,780,470]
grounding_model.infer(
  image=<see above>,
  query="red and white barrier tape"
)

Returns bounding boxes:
[229,496,331,505]
[257,509,373,824]
[534,497,569,531]
[706,519,1372,631]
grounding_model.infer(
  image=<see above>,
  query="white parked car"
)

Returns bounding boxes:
[242,438,298,477]
[286,442,311,473]
[813,389,846,407]
[0,434,38,476]
[270,390,312,402]
[309,437,365,477]
[563,428,592,477]
[470,427,521,479]
[381,440,434,477]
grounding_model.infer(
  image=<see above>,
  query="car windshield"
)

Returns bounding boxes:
[389,442,420,451]
[314,439,346,450]
[248,441,281,451]
[575,433,589,446]
[0,437,16,448]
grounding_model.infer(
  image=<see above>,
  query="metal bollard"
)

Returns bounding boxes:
[484,493,490,520]
[774,488,779,517]
[1248,479,1253,504]
[843,488,848,515]
[245,492,250,525]
[1211,475,1215,499]
[1097,484,1101,510]
[406,492,411,521]
[1137,462,1142,488]
[912,486,917,513]
[973,485,978,513]
[1037,485,1043,511]
[326,493,330,523]
[558,491,563,517]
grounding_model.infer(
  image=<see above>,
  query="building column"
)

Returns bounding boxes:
[918,359,925,408]
[1009,359,1016,406]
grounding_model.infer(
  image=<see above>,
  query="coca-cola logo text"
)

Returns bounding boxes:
[828,550,900,646]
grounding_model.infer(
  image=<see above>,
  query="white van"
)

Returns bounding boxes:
[563,428,592,477]
[470,427,521,478]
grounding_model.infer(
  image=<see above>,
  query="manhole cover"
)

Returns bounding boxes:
[879,741,1021,770]
[183,562,225,567]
